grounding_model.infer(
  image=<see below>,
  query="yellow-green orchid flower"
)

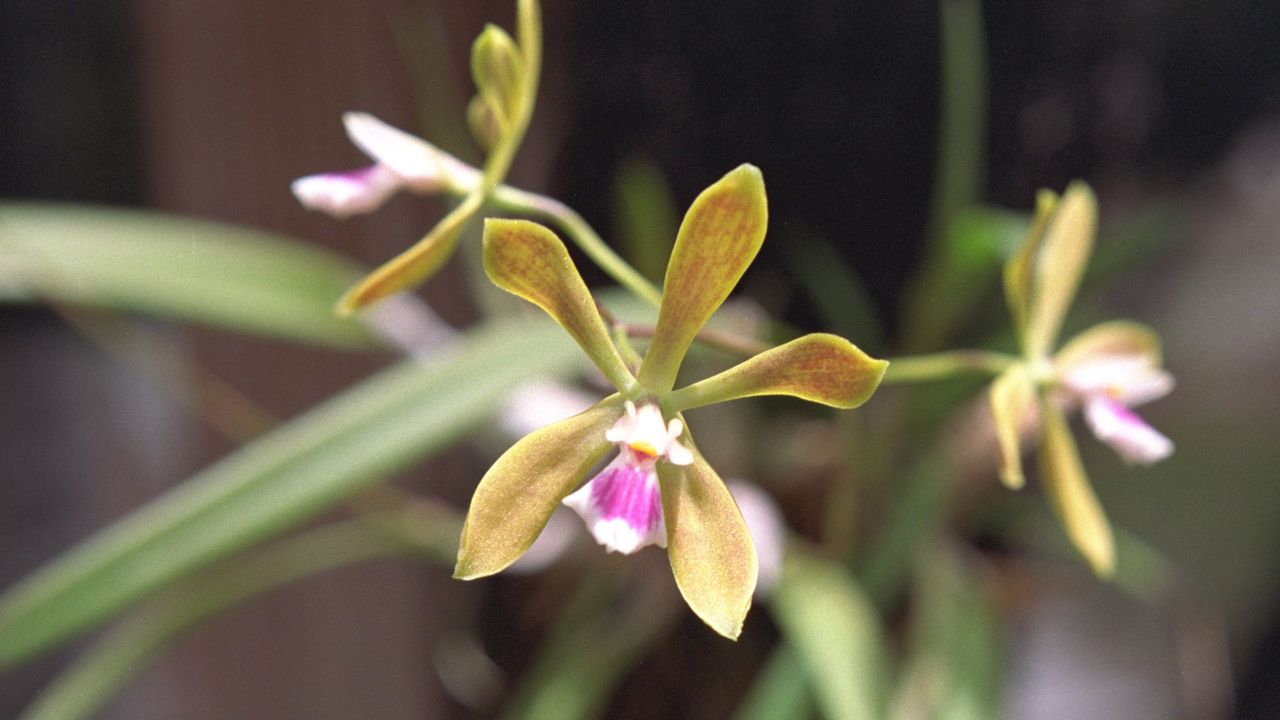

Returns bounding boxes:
[454,165,887,638]
[991,182,1174,576]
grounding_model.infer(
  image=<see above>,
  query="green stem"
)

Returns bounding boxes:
[493,183,662,307]
[881,350,1015,384]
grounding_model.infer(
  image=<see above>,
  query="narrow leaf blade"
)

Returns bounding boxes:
[0,313,593,666]
[0,203,374,348]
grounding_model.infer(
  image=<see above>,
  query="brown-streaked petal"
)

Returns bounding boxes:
[1053,320,1162,372]
[1039,402,1116,577]
[454,400,623,580]
[990,365,1037,489]
[658,448,758,639]
[664,334,887,412]
[483,218,635,391]
[638,164,768,392]
[1024,182,1097,359]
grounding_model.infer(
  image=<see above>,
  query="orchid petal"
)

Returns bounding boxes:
[337,194,481,315]
[455,400,623,579]
[1061,355,1174,408]
[638,164,768,391]
[1003,189,1058,340]
[342,112,460,190]
[664,334,887,411]
[659,448,758,639]
[563,455,667,554]
[989,366,1037,489]
[1024,182,1097,358]
[1039,403,1115,577]
[291,165,401,219]
[1083,397,1174,465]
[1054,320,1162,371]
[482,219,635,391]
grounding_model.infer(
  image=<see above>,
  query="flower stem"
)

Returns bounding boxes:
[492,183,663,307]
[880,350,1016,384]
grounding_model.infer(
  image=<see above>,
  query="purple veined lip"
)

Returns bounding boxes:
[563,454,666,554]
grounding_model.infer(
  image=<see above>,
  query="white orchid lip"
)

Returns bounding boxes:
[563,402,694,555]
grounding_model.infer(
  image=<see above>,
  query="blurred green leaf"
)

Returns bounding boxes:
[0,203,375,348]
[502,570,679,720]
[20,516,455,720]
[0,310,610,667]
[784,234,884,354]
[613,158,679,285]
[889,544,1000,720]
[903,206,1030,351]
[733,644,814,720]
[772,549,888,720]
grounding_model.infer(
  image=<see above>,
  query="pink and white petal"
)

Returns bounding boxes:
[343,112,451,190]
[1113,366,1174,408]
[1084,396,1174,464]
[291,165,401,218]
[564,456,667,554]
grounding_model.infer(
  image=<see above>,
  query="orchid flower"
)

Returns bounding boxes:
[292,0,542,315]
[990,182,1174,576]
[453,165,887,638]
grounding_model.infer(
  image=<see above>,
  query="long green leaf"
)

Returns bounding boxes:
[0,313,597,667]
[19,517,452,720]
[0,202,375,348]
[772,549,889,720]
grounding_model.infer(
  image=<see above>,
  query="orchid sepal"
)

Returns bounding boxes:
[664,333,887,412]
[638,164,768,392]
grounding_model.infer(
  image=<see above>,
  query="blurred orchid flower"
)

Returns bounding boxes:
[453,165,887,638]
[293,0,541,315]
[292,113,477,219]
[990,183,1174,576]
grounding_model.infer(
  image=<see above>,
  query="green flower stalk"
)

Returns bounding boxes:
[990,182,1174,576]
[453,165,887,638]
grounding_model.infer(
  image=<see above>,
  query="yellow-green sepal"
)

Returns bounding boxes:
[336,194,482,315]
[482,218,635,392]
[455,399,623,580]
[1053,319,1162,372]
[990,364,1036,489]
[1023,182,1098,359]
[1039,402,1115,577]
[638,164,768,392]
[1003,189,1058,341]
[658,448,758,640]
[664,334,887,412]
